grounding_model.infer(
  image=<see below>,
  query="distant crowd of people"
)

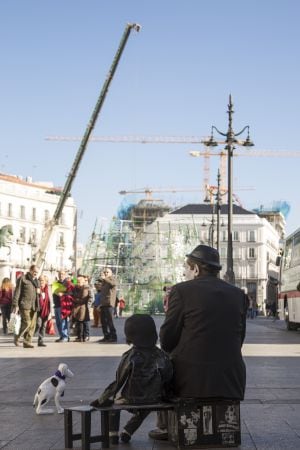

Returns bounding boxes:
[0,265,126,348]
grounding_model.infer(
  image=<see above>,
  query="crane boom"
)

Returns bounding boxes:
[45,135,209,143]
[34,23,141,270]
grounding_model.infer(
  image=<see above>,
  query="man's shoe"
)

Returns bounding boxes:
[23,343,34,348]
[109,337,117,342]
[55,338,63,342]
[38,342,47,347]
[98,338,110,343]
[13,335,19,347]
[110,435,119,445]
[120,431,131,443]
[148,428,168,440]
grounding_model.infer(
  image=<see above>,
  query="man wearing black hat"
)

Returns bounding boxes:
[149,244,248,440]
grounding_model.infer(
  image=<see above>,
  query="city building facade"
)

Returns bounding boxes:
[82,203,284,312]
[0,173,77,280]
[159,204,283,309]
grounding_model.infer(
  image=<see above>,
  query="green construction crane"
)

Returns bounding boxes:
[34,23,141,270]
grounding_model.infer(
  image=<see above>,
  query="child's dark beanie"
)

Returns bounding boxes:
[124,314,158,348]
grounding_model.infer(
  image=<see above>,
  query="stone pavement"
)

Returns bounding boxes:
[1,315,300,449]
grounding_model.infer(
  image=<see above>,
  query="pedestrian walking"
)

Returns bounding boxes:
[92,280,102,327]
[52,270,68,342]
[0,277,13,334]
[11,265,40,348]
[266,275,279,320]
[162,286,172,313]
[98,268,118,343]
[59,277,75,342]
[247,294,256,319]
[72,275,92,342]
[113,296,120,318]
[118,296,126,317]
[35,274,51,347]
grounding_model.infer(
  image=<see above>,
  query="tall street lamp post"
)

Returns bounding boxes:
[216,170,221,253]
[203,95,254,284]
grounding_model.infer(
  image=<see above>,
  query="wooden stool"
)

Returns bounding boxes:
[64,405,109,450]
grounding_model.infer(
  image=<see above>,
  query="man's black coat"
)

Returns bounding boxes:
[160,275,248,400]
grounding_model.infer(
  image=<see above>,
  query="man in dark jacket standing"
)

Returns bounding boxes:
[98,268,118,342]
[12,264,40,348]
[149,244,248,440]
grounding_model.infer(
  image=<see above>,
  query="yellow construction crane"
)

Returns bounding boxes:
[119,185,254,207]
[119,186,206,202]
[190,149,300,193]
[45,134,300,196]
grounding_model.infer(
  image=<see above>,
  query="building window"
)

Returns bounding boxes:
[248,230,256,242]
[233,231,239,241]
[57,232,65,248]
[29,228,37,245]
[20,205,25,220]
[19,227,26,243]
[44,210,50,222]
[248,247,255,258]
[59,213,66,226]
[220,247,226,258]
[222,230,227,241]
[32,208,37,221]
[8,203,13,217]
[249,265,256,278]
[233,247,241,259]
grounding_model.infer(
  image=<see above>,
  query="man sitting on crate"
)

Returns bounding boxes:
[149,244,248,440]
[90,314,173,444]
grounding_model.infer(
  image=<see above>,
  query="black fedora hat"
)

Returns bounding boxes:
[186,244,222,270]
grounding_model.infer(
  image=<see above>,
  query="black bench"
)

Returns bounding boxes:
[64,402,174,450]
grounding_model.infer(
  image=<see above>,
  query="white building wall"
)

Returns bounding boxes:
[0,174,77,281]
[140,208,281,311]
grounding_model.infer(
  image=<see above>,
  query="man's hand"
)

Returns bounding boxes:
[11,307,19,314]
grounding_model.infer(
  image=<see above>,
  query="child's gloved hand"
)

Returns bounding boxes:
[90,399,101,408]
[90,398,114,408]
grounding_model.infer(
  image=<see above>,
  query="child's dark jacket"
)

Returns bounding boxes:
[97,345,173,405]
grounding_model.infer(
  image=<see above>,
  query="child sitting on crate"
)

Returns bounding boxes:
[90,314,173,444]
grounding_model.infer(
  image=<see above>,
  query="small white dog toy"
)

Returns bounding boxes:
[33,363,74,414]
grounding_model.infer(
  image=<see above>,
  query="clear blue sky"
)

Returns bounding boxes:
[1,0,300,242]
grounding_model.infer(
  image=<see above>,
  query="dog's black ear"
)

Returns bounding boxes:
[51,377,59,388]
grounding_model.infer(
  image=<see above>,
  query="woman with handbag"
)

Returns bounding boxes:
[0,277,13,334]
[35,275,51,347]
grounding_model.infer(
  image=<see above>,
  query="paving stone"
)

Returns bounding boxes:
[1,316,300,449]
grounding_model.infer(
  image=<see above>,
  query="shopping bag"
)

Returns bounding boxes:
[46,318,56,335]
[8,313,21,335]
